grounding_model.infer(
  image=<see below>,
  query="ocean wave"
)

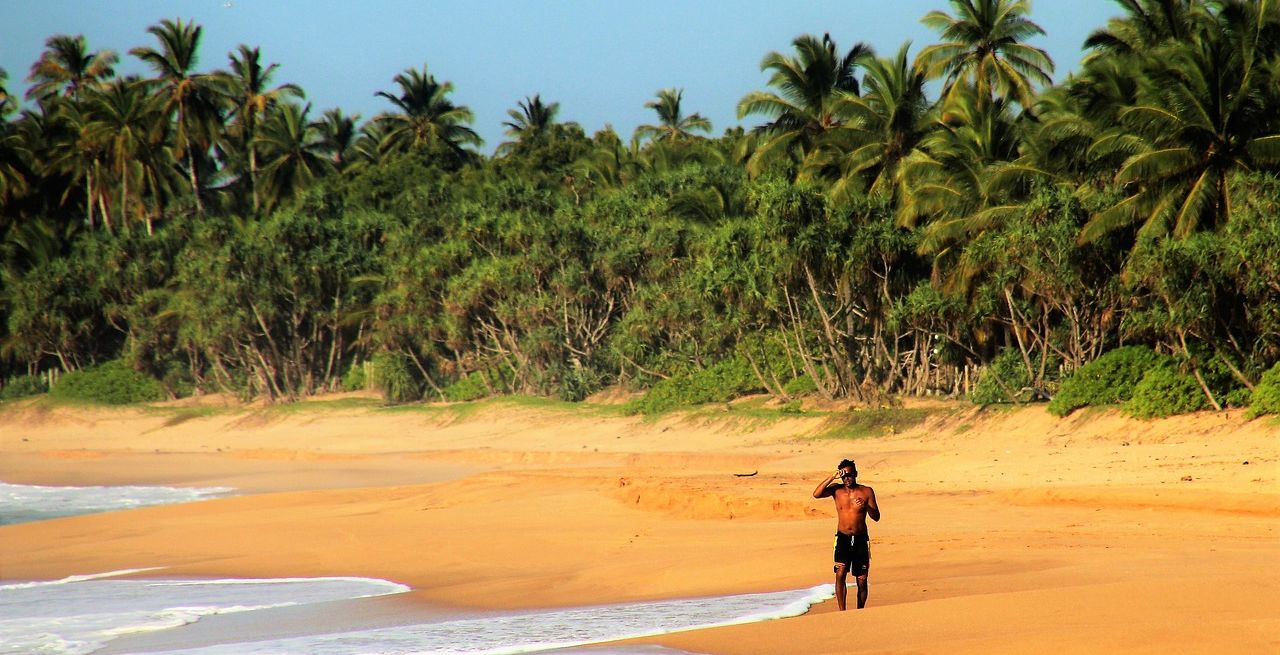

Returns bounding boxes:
[0,481,233,526]
[0,572,831,655]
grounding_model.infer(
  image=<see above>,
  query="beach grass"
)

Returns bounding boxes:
[816,406,941,440]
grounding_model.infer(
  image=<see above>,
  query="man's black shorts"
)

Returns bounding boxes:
[833,532,870,576]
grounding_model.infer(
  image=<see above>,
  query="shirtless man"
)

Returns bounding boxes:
[812,459,880,610]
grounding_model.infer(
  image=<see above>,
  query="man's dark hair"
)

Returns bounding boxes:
[838,459,857,471]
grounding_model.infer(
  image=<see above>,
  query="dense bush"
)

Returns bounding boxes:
[1124,365,1208,418]
[49,361,165,405]
[442,372,491,402]
[625,356,762,415]
[0,374,50,400]
[367,352,421,404]
[1247,363,1280,418]
[1048,346,1169,416]
[556,365,603,402]
[158,361,196,399]
[782,375,817,397]
[341,362,367,392]
[970,349,1032,405]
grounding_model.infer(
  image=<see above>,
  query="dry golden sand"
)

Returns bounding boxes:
[1,396,1278,654]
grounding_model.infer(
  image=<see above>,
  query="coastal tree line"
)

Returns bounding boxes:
[2,0,1279,416]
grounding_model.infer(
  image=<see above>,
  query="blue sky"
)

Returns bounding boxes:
[3,0,1121,151]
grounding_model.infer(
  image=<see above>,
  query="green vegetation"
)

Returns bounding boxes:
[1247,363,1280,419]
[48,360,165,405]
[1124,364,1207,419]
[367,352,420,404]
[1048,346,1170,416]
[340,362,367,392]
[970,348,1033,405]
[1,1,1276,419]
[819,407,937,440]
[442,372,494,403]
[625,356,761,415]
[0,373,49,400]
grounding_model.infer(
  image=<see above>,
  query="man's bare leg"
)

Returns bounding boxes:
[855,575,868,609]
[834,564,848,611]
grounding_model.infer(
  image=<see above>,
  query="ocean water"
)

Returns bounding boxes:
[0,570,832,655]
[0,483,832,654]
[0,571,410,655]
[0,481,233,525]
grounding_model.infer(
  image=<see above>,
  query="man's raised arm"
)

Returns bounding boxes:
[813,472,838,498]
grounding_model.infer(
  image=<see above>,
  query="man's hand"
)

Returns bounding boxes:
[813,471,840,498]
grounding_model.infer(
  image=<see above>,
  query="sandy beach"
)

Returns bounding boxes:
[1,396,1277,654]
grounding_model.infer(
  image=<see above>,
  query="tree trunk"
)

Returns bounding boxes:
[98,190,112,234]
[180,105,204,215]
[1191,366,1223,412]
[803,263,852,394]
[740,340,782,399]
[249,142,259,213]
[1217,353,1256,392]
[120,165,129,232]
[407,349,446,400]
[86,167,96,229]
[187,145,203,215]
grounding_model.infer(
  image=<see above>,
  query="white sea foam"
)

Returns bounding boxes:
[0,567,166,591]
[0,574,410,655]
[152,583,834,655]
[0,572,830,655]
[0,481,233,525]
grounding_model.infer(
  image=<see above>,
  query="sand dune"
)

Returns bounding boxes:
[1,398,1277,653]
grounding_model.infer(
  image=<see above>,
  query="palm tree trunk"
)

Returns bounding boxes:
[120,164,129,232]
[187,146,203,214]
[86,167,96,229]
[98,187,112,233]
[179,105,204,214]
[249,145,259,213]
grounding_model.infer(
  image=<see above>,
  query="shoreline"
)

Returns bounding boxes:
[1,399,1277,652]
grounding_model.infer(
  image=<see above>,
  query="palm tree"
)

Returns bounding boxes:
[1082,0,1206,60]
[83,79,161,232]
[1,66,15,117]
[373,65,481,159]
[918,0,1054,109]
[569,126,645,192]
[42,99,112,230]
[496,94,561,155]
[1080,1,1280,242]
[1024,57,1140,183]
[130,18,224,214]
[897,89,1025,244]
[736,33,870,177]
[26,34,118,103]
[256,102,331,210]
[0,68,31,206]
[829,43,935,200]
[312,107,360,169]
[349,119,388,168]
[635,88,711,143]
[221,45,302,213]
